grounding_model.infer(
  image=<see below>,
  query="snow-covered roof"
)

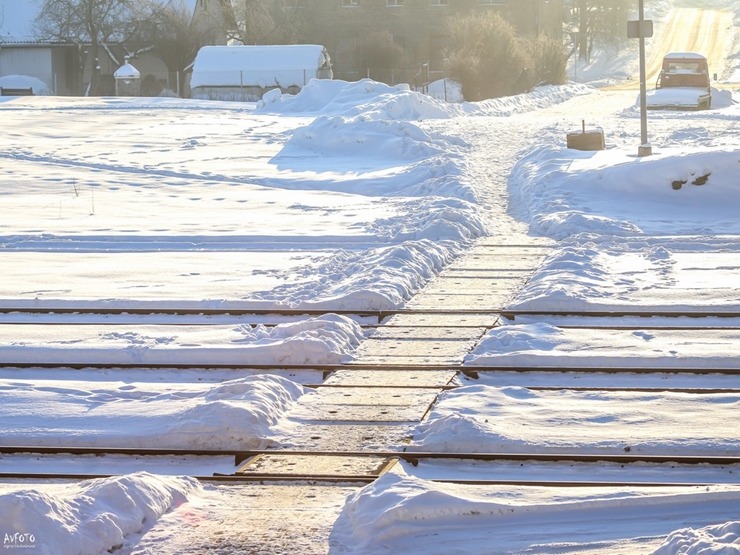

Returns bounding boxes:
[114,63,141,79]
[664,52,707,60]
[190,45,331,89]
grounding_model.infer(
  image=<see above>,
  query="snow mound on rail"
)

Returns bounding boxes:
[332,466,740,554]
[0,375,307,450]
[0,314,364,366]
[651,521,740,554]
[0,473,200,555]
[407,384,740,455]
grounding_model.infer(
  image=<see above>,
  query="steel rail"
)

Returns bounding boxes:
[2,446,738,466]
[0,307,502,318]
[305,384,740,394]
[6,306,740,320]
[503,310,740,319]
[0,471,728,488]
[1,362,737,375]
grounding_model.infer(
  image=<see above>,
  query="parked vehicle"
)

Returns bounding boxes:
[646,52,712,110]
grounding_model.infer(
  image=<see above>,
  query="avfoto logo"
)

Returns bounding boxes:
[3,532,36,549]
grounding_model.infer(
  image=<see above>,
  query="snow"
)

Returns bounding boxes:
[0,375,306,450]
[1,1,740,552]
[411,385,739,455]
[508,144,740,238]
[333,467,740,555]
[0,315,363,366]
[0,473,200,555]
[645,86,711,109]
[113,63,140,79]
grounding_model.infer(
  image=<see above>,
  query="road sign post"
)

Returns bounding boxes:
[634,0,653,156]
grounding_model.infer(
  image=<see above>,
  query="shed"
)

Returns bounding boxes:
[190,44,333,101]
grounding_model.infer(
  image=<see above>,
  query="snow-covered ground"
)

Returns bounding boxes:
[2,2,740,553]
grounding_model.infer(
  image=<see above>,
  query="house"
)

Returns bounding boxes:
[0,0,225,96]
[190,44,333,101]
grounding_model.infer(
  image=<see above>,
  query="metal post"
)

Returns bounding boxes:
[637,0,652,156]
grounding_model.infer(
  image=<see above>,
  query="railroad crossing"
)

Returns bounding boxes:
[3,235,740,553]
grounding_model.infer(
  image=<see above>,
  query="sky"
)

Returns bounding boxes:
[1,1,739,554]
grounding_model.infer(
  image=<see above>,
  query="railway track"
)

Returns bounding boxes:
[2,446,739,485]
[2,283,739,491]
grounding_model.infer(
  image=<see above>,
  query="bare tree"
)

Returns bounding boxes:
[34,0,167,94]
[144,0,202,74]
[567,0,633,62]
[222,0,305,45]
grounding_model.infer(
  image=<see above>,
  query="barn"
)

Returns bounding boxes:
[189,44,333,102]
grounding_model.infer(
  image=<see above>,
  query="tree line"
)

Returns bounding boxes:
[33,0,645,99]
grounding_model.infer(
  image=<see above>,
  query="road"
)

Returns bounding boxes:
[610,5,736,89]
[646,7,735,81]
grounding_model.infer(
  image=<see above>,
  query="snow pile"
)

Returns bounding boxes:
[287,116,450,161]
[651,521,740,555]
[409,384,740,455]
[332,466,740,555]
[0,375,307,449]
[508,237,740,313]
[258,78,460,119]
[509,144,740,238]
[0,74,51,95]
[259,77,594,120]
[1,375,308,449]
[0,473,200,555]
[465,322,740,369]
[251,240,465,310]
[464,83,595,117]
[0,314,364,366]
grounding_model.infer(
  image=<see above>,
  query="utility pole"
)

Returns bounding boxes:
[637,0,652,156]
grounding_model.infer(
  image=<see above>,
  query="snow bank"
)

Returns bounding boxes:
[259,77,594,120]
[508,237,740,313]
[332,466,740,554]
[251,239,469,310]
[0,473,199,555]
[258,78,459,119]
[0,375,307,449]
[652,521,740,555]
[464,83,595,117]
[409,384,740,455]
[465,322,740,369]
[509,145,740,238]
[0,314,364,366]
[286,116,449,161]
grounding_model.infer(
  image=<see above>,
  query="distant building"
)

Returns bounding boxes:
[0,0,225,95]
[190,44,332,101]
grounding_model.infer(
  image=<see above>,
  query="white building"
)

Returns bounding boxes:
[190,44,333,102]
